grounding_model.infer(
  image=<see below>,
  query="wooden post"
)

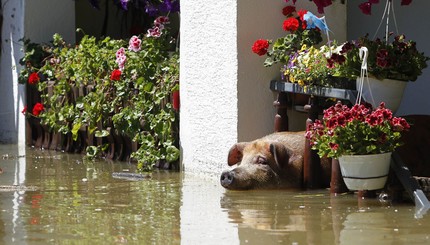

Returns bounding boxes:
[303,96,322,189]
[330,159,348,194]
[273,92,289,132]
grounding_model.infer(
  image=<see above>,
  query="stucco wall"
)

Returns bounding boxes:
[0,0,25,144]
[180,0,239,177]
[180,1,346,177]
[347,1,430,116]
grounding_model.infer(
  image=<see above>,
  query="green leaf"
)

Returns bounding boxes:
[71,123,81,141]
[143,83,153,92]
[166,146,180,162]
[95,130,110,137]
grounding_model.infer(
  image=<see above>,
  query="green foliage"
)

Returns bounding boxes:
[263,29,322,68]
[20,31,179,172]
[18,38,52,84]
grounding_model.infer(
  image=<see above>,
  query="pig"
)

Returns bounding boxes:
[221,131,326,190]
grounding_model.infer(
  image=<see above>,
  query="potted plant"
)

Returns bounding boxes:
[326,33,429,111]
[305,101,410,190]
[281,42,355,89]
[251,5,324,68]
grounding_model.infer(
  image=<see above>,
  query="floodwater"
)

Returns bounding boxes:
[1,145,430,245]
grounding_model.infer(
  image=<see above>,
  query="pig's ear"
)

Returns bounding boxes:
[227,142,247,166]
[269,142,292,167]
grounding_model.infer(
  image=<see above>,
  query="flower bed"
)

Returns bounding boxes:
[20,28,179,172]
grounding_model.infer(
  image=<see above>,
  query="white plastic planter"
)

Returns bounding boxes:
[338,152,392,191]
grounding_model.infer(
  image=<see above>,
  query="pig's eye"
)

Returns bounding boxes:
[256,156,267,165]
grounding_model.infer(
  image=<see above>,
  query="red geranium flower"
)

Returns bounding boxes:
[283,17,299,32]
[359,2,372,15]
[22,106,27,115]
[401,0,412,5]
[329,142,339,151]
[282,6,296,16]
[110,69,122,81]
[28,72,40,85]
[313,0,333,14]
[376,49,390,68]
[32,103,44,116]
[252,39,269,56]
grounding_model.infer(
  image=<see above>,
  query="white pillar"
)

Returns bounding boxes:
[0,0,25,144]
[180,0,239,177]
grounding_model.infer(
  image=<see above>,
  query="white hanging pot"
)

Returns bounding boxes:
[338,152,392,191]
[356,77,407,113]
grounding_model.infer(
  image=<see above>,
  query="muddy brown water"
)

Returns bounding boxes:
[0,145,430,244]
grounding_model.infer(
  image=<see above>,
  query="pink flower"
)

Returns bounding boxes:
[391,117,410,131]
[147,27,162,38]
[359,2,372,15]
[116,47,125,59]
[305,130,313,139]
[22,106,27,115]
[312,0,333,14]
[153,22,165,30]
[128,36,142,52]
[116,48,127,71]
[366,114,380,126]
[155,16,170,25]
[329,142,339,151]
[401,0,412,5]
[282,6,296,16]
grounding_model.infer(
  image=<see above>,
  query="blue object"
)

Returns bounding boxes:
[303,11,329,32]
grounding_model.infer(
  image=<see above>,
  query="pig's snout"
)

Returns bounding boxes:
[220,171,235,188]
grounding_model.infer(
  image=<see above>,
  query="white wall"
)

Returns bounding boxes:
[180,0,347,177]
[24,0,75,44]
[0,0,25,144]
[237,0,285,141]
[347,1,430,116]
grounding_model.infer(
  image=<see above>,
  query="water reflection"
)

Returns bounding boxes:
[221,190,430,245]
[0,146,430,244]
[0,147,182,244]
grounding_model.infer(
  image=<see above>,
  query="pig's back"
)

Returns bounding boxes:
[260,131,305,154]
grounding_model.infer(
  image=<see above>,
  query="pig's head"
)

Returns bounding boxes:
[220,140,303,190]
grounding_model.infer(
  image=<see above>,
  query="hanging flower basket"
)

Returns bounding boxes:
[356,77,406,113]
